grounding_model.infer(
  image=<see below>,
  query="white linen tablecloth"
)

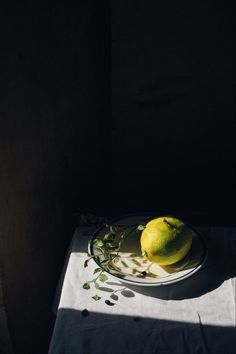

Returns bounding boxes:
[49,226,236,354]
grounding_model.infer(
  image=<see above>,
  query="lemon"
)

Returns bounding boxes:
[140,216,192,265]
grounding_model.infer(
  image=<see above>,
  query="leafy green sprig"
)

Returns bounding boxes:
[82,222,146,302]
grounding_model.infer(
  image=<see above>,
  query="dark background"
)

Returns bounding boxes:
[111,1,235,219]
[0,1,235,353]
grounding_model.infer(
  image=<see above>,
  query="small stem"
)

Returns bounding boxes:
[112,287,127,294]
[163,219,178,230]
[93,270,103,282]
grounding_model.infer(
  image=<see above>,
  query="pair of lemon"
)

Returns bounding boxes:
[140,216,192,265]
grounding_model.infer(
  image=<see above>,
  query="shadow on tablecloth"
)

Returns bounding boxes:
[49,308,236,354]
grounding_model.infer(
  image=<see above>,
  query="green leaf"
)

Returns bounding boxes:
[106,242,120,251]
[83,282,90,290]
[92,295,101,301]
[110,225,118,234]
[101,265,110,272]
[93,239,104,248]
[93,268,101,274]
[103,233,114,241]
[137,224,145,231]
[99,274,108,282]
[100,259,110,265]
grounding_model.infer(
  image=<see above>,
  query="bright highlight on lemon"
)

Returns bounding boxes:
[140,216,192,265]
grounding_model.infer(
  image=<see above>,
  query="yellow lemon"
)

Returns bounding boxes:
[140,216,192,265]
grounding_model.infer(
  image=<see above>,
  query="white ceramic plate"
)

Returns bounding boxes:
[88,214,208,286]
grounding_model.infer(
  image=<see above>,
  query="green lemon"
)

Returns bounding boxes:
[140,216,192,265]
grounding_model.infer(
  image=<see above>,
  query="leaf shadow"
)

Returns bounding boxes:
[110,293,119,301]
[121,289,135,298]
[98,287,114,293]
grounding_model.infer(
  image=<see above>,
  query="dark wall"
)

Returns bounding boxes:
[111,1,235,223]
[0,2,110,353]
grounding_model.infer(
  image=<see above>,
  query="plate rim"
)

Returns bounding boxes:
[88,213,208,287]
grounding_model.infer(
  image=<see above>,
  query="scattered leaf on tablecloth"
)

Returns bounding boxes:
[99,274,108,282]
[92,295,101,301]
[105,300,115,306]
[83,282,90,290]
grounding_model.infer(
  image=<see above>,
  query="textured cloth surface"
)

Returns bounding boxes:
[49,227,236,354]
